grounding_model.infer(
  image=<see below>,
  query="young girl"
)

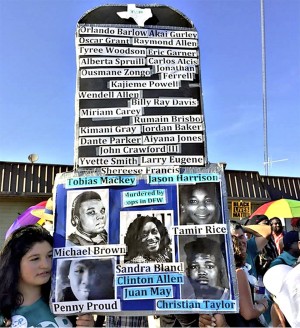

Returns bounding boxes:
[0,225,94,327]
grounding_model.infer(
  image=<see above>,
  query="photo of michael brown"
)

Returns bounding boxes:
[66,189,109,246]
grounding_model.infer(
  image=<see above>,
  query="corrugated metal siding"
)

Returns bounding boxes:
[225,170,270,200]
[1,162,300,243]
[1,162,299,199]
[0,162,73,196]
[2,162,299,201]
[261,175,300,200]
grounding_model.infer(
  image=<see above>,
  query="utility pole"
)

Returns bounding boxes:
[260,0,269,175]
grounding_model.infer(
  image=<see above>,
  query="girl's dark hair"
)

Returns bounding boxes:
[0,225,53,319]
[232,235,246,268]
[269,217,282,226]
[124,216,171,261]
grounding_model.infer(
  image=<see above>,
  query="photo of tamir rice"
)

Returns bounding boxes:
[55,257,115,302]
[66,189,109,246]
[179,182,222,225]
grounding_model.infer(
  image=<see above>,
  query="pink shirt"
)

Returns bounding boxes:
[273,232,284,254]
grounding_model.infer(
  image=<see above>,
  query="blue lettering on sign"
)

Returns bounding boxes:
[147,173,220,184]
[156,299,237,312]
[124,285,173,299]
[122,189,166,207]
[66,175,136,188]
[116,273,184,286]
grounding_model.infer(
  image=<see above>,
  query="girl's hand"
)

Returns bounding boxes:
[76,314,95,327]
[199,314,228,327]
[199,314,214,327]
[257,297,269,312]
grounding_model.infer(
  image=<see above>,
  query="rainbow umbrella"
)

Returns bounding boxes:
[249,199,300,219]
[5,200,47,239]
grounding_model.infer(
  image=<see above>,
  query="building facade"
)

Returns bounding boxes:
[1,161,299,245]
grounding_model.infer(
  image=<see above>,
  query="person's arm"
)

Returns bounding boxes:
[271,303,287,327]
[236,268,268,320]
[278,237,284,254]
[76,314,95,327]
[243,225,271,252]
[254,236,269,252]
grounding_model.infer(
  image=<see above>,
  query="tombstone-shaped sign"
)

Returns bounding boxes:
[50,4,238,318]
[74,4,207,175]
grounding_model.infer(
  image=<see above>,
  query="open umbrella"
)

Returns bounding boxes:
[249,198,300,219]
[5,200,47,239]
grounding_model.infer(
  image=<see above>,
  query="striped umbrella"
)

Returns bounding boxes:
[5,200,47,239]
[249,198,300,219]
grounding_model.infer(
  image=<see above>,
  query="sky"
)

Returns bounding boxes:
[0,0,299,177]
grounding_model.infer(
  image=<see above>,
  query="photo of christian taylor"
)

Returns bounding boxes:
[181,239,229,300]
[66,190,108,246]
[56,257,114,302]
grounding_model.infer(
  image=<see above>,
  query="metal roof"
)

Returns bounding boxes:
[225,169,271,201]
[0,161,73,196]
[225,169,300,201]
[0,161,299,201]
[261,175,300,200]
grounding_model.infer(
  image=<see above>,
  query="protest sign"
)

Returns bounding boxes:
[50,165,238,315]
[74,4,206,173]
[231,200,252,218]
[50,4,238,317]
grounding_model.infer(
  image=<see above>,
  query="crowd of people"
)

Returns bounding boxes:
[229,215,299,327]
[0,194,299,327]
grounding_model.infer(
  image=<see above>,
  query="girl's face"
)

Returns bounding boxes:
[19,241,52,289]
[271,219,283,234]
[185,187,217,225]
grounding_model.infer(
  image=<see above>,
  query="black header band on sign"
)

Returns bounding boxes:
[78,4,194,28]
